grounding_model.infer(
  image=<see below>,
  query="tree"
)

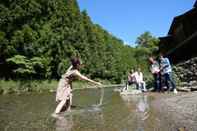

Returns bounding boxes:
[135,31,159,48]
[0,0,158,83]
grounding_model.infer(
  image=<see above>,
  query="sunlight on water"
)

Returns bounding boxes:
[0,88,181,131]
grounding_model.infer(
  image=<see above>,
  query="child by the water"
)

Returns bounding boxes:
[54,57,102,115]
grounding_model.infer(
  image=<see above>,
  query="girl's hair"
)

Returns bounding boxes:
[70,57,81,69]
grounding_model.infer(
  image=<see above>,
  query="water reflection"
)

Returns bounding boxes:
[121,94,150,131]
[121,95,149,114]
[55,115,73,131]
[136,95,149,118]
[54,94,105,131]
[54,108,104,131]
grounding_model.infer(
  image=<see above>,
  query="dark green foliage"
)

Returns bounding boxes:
[0,0,159,83]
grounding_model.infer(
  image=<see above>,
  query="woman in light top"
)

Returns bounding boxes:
[54,57,102,114]
[136,68,147,92]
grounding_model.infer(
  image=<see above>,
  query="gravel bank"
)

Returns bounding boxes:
[152,92,197,131]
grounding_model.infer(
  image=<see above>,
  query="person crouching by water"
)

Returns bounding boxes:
[159,54,177,94]
[54,57,102,115]
[149,57,160,92]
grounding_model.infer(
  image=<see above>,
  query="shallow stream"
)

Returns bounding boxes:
[0,87,179,131]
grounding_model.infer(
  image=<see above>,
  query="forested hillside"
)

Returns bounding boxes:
[0,0,158,83]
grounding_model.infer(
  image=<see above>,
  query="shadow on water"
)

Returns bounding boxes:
[0,87,186,131]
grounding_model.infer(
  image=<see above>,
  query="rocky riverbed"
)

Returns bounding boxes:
[152,92,197,131]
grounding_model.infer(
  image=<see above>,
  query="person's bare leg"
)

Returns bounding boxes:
[143,81,147,92]
[55,100,67,114]
[67,96,72,111]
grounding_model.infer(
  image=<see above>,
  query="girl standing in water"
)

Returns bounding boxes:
[54,57,102,114]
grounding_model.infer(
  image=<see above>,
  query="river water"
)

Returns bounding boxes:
[0,87,178,131]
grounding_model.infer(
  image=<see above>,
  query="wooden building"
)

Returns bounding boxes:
[159,1,197,64]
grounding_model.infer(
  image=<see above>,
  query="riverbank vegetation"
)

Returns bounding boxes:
[0,79,111,94]
[0,0,159,94]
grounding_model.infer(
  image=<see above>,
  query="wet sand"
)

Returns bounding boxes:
[151,92,197,131]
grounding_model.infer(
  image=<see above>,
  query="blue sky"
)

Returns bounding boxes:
[77,0,195,46]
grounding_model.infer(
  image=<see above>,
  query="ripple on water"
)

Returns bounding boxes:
[0,88,192,131]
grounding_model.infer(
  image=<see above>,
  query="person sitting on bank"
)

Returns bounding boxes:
[128,69,137,85]
[159,54,178,94]
[136,68,147,92]
[124,69,137,91]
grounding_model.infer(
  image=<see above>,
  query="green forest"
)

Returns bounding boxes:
[0,0,159,86]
